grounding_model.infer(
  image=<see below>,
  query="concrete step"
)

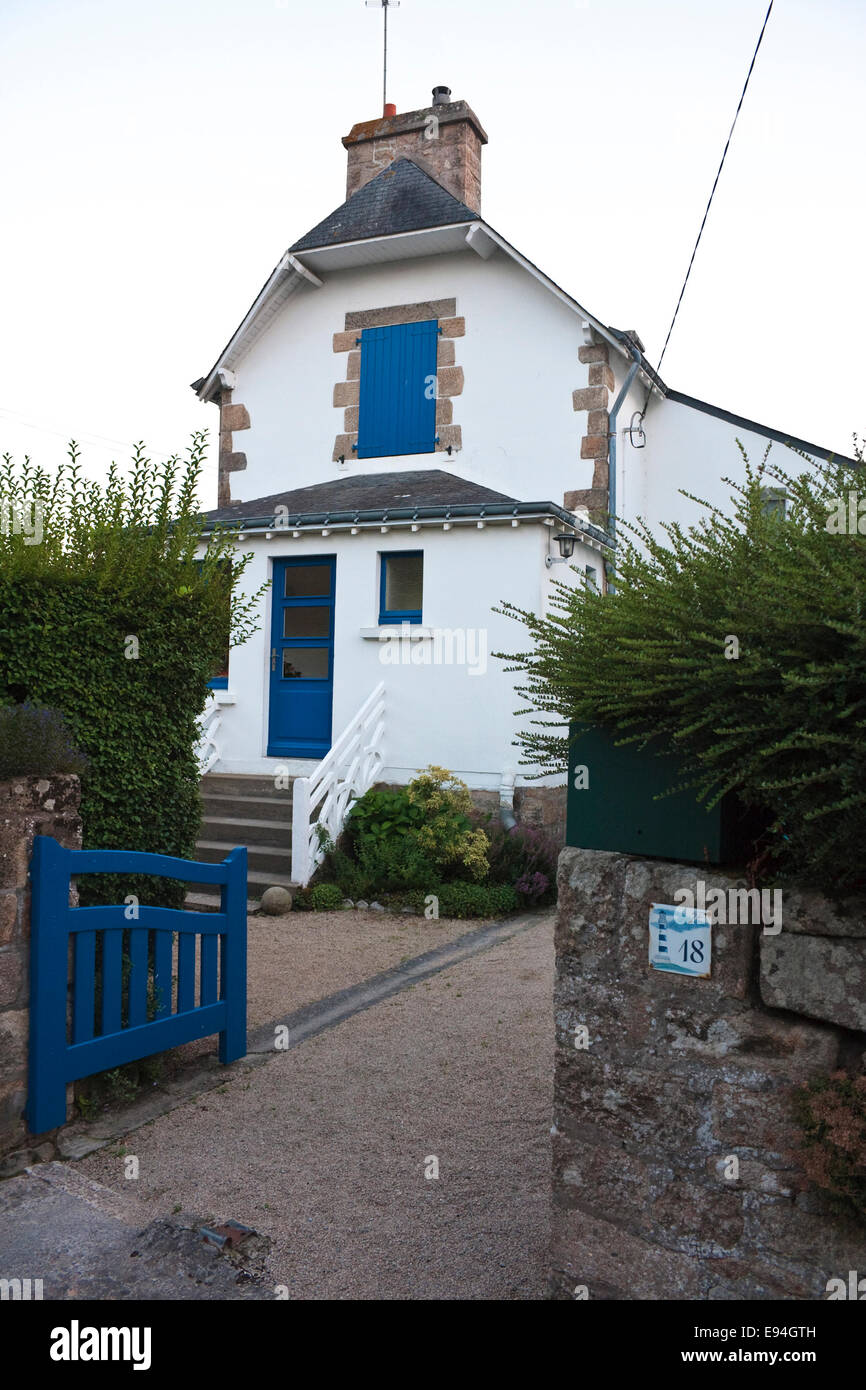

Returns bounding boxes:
[201,815,291,848]
[186,868,296,913]
[185,892,263,914]
[202,774,295,801]
[202,792,293,822]
[195,840,292,877]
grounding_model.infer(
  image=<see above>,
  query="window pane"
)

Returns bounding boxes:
[384,554,423,613]
[282,648,329,679]
[284,564,330,598]
[283,606,330,638]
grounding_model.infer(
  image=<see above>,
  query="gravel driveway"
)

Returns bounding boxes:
[80,913,554,1299]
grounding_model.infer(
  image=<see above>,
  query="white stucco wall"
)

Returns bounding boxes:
[209,519,595,788]
[214,239,834,553]
[202,235,839,787]
[222,247,595,509]
[614,382,825,543]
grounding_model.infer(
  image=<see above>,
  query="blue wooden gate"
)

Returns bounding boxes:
[27,836,247,1135]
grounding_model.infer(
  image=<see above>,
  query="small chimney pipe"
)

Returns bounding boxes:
[432,86,451,106]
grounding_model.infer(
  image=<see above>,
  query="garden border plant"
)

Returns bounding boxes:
[311,765,558,917]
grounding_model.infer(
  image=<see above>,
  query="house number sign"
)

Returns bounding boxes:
[648,903,711,978]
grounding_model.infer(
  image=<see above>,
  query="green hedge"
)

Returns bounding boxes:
[0,436,266,905]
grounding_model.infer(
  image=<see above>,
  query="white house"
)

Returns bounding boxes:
[190,88,851,891]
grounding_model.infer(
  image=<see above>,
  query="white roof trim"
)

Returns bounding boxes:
[194,217,648,402]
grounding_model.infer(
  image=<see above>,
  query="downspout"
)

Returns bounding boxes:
[499,768,517,831]
[605,343,643,592]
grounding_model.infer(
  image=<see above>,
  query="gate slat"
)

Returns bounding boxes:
[153,931,173,1019]
[72,931,96,1044]
[100,929,123,1036]
[177,933,196,1013]
[200,934,218,1007]
[128,928,149,1028]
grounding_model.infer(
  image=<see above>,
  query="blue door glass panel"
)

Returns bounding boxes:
[267,557,335,758]
[357,320,438,459]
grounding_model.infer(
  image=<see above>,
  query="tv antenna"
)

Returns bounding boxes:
[365,0,400,113]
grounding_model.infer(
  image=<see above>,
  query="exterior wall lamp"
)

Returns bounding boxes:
[545,532,577,568]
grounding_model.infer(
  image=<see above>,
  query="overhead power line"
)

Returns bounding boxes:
[0,405,217,471]
[648,0,776,393]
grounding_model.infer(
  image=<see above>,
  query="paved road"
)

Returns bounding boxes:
[78,913,555,1300]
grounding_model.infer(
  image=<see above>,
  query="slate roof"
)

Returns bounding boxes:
[203,471,515,523]
[290,159,479,253]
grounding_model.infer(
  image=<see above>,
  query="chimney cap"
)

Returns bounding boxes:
[432,85,451,106]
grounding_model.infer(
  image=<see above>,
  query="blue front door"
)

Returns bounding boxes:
[267,557,335,759]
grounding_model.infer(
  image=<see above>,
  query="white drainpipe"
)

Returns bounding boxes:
[499,769,517,831]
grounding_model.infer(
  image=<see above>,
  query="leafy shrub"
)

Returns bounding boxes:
[0,437,267,906]
[406,766,489,880]
[435,881,518,919]
[310,882,344,911]
[378,888,433,913]
[495,446,866,894]
[346,786,422,844]
[355,836,438,894]
[483,820,559,905]
[343,767,490,893]
[793,1071,866,1220]
[0,702,88,779]
[318,844,371,901]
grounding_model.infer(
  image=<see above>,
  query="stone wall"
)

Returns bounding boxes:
[0,776,82,1171]
[551,847,866,1299]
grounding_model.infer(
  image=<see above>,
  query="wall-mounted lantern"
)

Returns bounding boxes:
[545,532,577,568]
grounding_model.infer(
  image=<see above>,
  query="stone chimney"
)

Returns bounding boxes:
[342,87,488,213]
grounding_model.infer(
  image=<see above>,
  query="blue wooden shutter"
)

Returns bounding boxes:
[357,319,438,458]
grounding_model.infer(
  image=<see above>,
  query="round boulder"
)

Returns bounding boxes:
[259,886,294,916]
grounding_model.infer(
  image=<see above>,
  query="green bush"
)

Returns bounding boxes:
[435,881,518,919]
[310,882,344,911]
[496,446,866,894]
[0,702,88,779]
[480,817,559,906]
[341,767,489,896]
[378,888,433,914]
[346,785,422,844]
[355,836,439,894]
[0,437,267,905]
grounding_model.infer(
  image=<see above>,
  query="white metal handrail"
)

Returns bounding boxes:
[291,682,386,886]
[195,693,222,776]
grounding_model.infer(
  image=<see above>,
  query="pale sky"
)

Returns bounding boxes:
[1,0,863,508]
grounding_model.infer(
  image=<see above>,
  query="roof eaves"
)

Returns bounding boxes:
[201,499,612,548]
[663,390,859,468]
[191,256,312,404]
